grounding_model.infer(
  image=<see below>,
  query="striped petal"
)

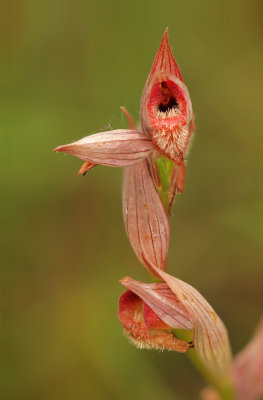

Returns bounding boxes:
[122,158,170,274]
[146,27,184,84]
[120,276,193,331]
[54,129,154,167]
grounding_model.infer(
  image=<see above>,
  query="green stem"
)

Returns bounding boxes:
[173,330,235,400]
[155,156,175,212]
[187,348,235,400]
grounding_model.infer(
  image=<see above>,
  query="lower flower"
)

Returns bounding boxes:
[118,285,192,353]
[118,272,233,392]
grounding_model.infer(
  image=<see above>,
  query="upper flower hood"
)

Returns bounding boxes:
[140,28,194,165]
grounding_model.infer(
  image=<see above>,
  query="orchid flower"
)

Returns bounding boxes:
[119,266,233,398]
[54,28,194,274]
[54,29,245,400]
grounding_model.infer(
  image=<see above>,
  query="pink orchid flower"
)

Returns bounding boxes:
[119,266,233,393]
[54,28,194,275]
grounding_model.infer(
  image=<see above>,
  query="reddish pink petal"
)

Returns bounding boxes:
[120,277,193,330]
[232,319,263,400]
[122,159,170,274]
[147,28,184,84]
[152,267,233,386]
[54,129,154,167]
[118,290,146,334]
[143,302,170,330]
[118,289,189,353]
[141,78,193,164]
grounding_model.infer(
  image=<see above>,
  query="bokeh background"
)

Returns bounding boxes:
[3,1,263,399]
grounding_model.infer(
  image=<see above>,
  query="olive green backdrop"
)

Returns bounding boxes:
[3,1,263,399]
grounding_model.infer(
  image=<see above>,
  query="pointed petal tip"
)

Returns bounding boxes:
[163,27,169,38]
[146,27,184,83]
[120,277,129,284]
[53,145,68,153]
[159,27,169,48]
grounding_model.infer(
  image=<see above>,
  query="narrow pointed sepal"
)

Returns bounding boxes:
[122,158,170,274]
[54,129,154,168]
[78,161,97,176]
[120,107,136,130]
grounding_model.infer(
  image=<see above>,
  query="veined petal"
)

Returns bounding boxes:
[153,267,233,386]
[54,129,154,167]
[147,28,184,84]
[118,289,189,353]
[120,277,193,331]
[232,319,263,400]
[122,158,170,274]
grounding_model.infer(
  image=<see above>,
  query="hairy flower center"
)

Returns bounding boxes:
[147,80,186,122]
[154,97,181,119]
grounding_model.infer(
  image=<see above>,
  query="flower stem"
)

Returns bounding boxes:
[187,348,235,400]
[155,156,175,212]
[173,330,235,400]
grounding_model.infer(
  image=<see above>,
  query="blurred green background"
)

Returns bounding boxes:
[3,1,263,399]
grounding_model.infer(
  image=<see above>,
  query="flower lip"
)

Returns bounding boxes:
[147,79,187,125]
[141,71,193,135]
[140,72,194,163]
[118,288,190,353]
